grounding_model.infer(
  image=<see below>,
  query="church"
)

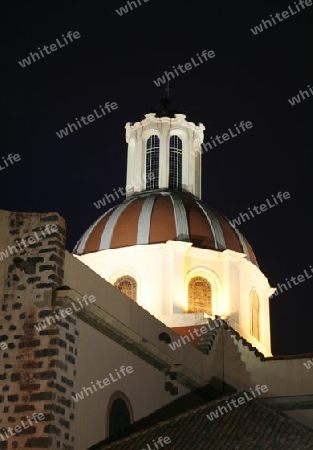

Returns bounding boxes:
[0,100,312,450]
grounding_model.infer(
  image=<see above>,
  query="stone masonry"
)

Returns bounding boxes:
[0,210,76,450]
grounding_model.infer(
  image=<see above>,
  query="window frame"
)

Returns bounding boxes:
[169,135,183,190]
[188,276,212,314]
[114,275,137,302]
[146,135,160,190]
[105,391,134,439]
[250,290,260,341]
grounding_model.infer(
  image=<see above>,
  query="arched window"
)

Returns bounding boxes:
[251,290,260,340]
[169,135,182,190]
[108,398,131,438]
[146,135,159,190]
[114,276,137,302]
[188,277,212,314]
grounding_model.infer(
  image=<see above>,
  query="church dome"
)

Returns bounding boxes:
[73,190,258,266]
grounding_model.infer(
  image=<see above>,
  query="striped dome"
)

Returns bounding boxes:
[74,191,257,265]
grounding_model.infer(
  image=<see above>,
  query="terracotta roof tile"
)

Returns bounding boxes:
[90,394,313,450]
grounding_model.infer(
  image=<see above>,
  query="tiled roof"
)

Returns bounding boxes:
[90,393,313,450]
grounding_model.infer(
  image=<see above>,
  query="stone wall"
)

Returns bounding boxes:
[0,211,67,449]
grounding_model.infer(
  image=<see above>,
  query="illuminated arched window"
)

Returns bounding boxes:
[146,135,159,189]
[169,135,182,190]
[108,398,131,438]
[188,277,212,314]
[251,290,260,340]
[114,276,137,302]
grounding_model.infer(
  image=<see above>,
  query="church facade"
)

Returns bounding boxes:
[0,105,312,450]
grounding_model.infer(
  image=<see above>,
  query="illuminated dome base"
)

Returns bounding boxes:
[75,239,273,356]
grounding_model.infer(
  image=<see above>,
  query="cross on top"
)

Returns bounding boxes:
[161,80,171,109]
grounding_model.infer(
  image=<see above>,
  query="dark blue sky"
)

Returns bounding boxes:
[5,0,313,354]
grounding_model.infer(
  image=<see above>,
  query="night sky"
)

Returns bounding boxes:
[5,0,313,355]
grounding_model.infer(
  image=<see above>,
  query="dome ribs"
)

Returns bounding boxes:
[211,208,243,254]
[170,194,190,242]
[110,197,145,249]
[84,209,115,254]
[243,237,258,266]
[183,197,216,249]
[149,195,176,244]
[73,192,258,266]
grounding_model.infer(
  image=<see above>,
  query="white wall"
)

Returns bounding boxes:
[73,319,190,450]
[76,241,274,355]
